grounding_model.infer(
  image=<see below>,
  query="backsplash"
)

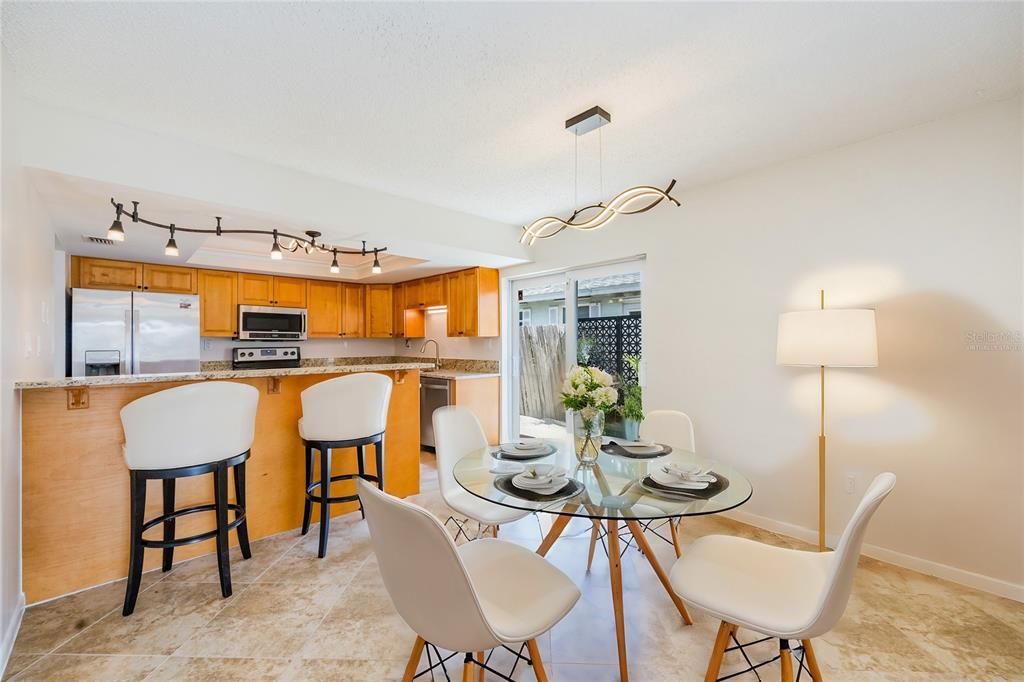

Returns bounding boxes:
[200,355,499,372]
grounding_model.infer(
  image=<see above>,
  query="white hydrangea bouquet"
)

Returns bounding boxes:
[560,366,618,463]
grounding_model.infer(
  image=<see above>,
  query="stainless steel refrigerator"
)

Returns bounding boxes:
[70,288,201,377]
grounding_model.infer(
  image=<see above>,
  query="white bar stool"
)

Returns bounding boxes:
[298,373,393,558]
[119,381,259,616]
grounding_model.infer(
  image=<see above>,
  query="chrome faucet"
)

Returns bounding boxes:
[420,338,440,370]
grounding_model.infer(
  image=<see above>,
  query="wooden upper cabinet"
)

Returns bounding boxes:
[392,283,406,338]
[198,270,238,337]
[143,263,197,294]
[238,273,274,306]
[340,283,365,338]
[404,279,425,308]
[74,257,144,291]
[273,276,307,308]
[365,285,394,338]
[446,267,499,337]
[422,275,445,307]
[307,280,341,337]
[445,271,464,337]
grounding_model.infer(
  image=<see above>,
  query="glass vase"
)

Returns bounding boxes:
[572,407,605,465]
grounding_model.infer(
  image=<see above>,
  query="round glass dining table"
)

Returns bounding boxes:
[453,435,752,682]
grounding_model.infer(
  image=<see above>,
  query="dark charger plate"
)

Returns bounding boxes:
[493,474,584,502]
[601,441,673,459]
[640,472,730,500]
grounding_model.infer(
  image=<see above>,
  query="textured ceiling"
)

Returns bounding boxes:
[3,2,1021,226]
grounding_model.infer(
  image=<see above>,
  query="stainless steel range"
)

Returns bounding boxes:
[231,346,302,370]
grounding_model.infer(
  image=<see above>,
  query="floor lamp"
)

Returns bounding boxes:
[777,290,877,551]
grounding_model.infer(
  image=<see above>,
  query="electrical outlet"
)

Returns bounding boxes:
[845,473,857,495]
[202,338,212,351]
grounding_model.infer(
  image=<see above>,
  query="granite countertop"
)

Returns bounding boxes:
[14,363,436,390]
[421,369,501,380]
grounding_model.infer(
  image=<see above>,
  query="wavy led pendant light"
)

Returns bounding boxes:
[107,199,388,274]
[520,106,680,245]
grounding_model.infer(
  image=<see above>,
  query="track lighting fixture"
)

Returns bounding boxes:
[164,225,179,257]
[105,197,388,274]
[108,203,125,242]
[270,230,283,260]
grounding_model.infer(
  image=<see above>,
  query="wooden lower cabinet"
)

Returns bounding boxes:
[197,270,238,337]
[307,280,341,337]
[20,370,421,603]
[452,377,500,444]
[365,284,394,338]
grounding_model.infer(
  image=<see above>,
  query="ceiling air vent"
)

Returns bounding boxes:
[83,235,117,246]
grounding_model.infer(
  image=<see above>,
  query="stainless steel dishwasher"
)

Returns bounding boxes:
[420,376,451,448]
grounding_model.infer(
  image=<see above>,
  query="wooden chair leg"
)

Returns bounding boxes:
[780,640,794,682]
[318,447,332,558]
[526,639,549,682]
[461,654,475,682]
[704,621,735,682]
[301,445,313,535]
[233,461,252,559]
[213,463,232,598]
[402,636,425,682]
[801,639,822,680]
[475,651,485,682]
[669,518,682,558]
[161,478,175,571]
[122,471,147,616]
[586,520,601,571]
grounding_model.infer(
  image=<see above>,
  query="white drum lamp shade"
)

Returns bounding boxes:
[776,309,878,368]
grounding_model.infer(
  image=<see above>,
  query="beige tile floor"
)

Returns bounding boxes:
[6,454,1023,681]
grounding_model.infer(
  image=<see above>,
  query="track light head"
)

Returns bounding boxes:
[164,225,179,256]
[108,203,125,241]
[371,249,382,274]
[330,250,340,274]
[270,230,283,260]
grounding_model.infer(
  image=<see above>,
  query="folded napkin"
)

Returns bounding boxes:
[651,462,717,490]
[513,464,567,489]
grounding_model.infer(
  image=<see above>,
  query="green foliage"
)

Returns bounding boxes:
[617,355,644,423]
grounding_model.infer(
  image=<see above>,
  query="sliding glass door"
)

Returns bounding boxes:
[507,259,644,440]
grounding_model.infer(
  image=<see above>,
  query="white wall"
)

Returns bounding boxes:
[0,67,59,662]
[393,309,501,361]
[504,97,1024,597]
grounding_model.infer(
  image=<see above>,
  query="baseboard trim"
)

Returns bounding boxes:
[0,592,26,676]
[723,510,1024,603]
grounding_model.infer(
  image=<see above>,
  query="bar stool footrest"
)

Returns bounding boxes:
[305,474,380,504]
[140,503,246,549]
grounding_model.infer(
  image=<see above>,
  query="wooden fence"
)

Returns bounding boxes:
[518,324,567,422]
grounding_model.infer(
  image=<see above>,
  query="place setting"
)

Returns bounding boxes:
[490,438,557,461]
[493,463,584,502]
[601,437,673,459]
[638,461,729,501]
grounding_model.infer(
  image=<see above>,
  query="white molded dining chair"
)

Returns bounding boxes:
[433,406,532,540]
[357,479,580,682]
[670,472,896,681]
[587,409,696,569]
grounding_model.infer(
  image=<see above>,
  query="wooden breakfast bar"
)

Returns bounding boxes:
[16,363,430,604]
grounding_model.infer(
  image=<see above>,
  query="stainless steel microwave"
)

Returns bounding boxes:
[238,305,307,341]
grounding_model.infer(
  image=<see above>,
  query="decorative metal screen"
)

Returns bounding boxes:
[577,314,642,385]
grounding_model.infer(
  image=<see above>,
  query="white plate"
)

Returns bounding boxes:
[650,469,710,490]
[512,476,570,495]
